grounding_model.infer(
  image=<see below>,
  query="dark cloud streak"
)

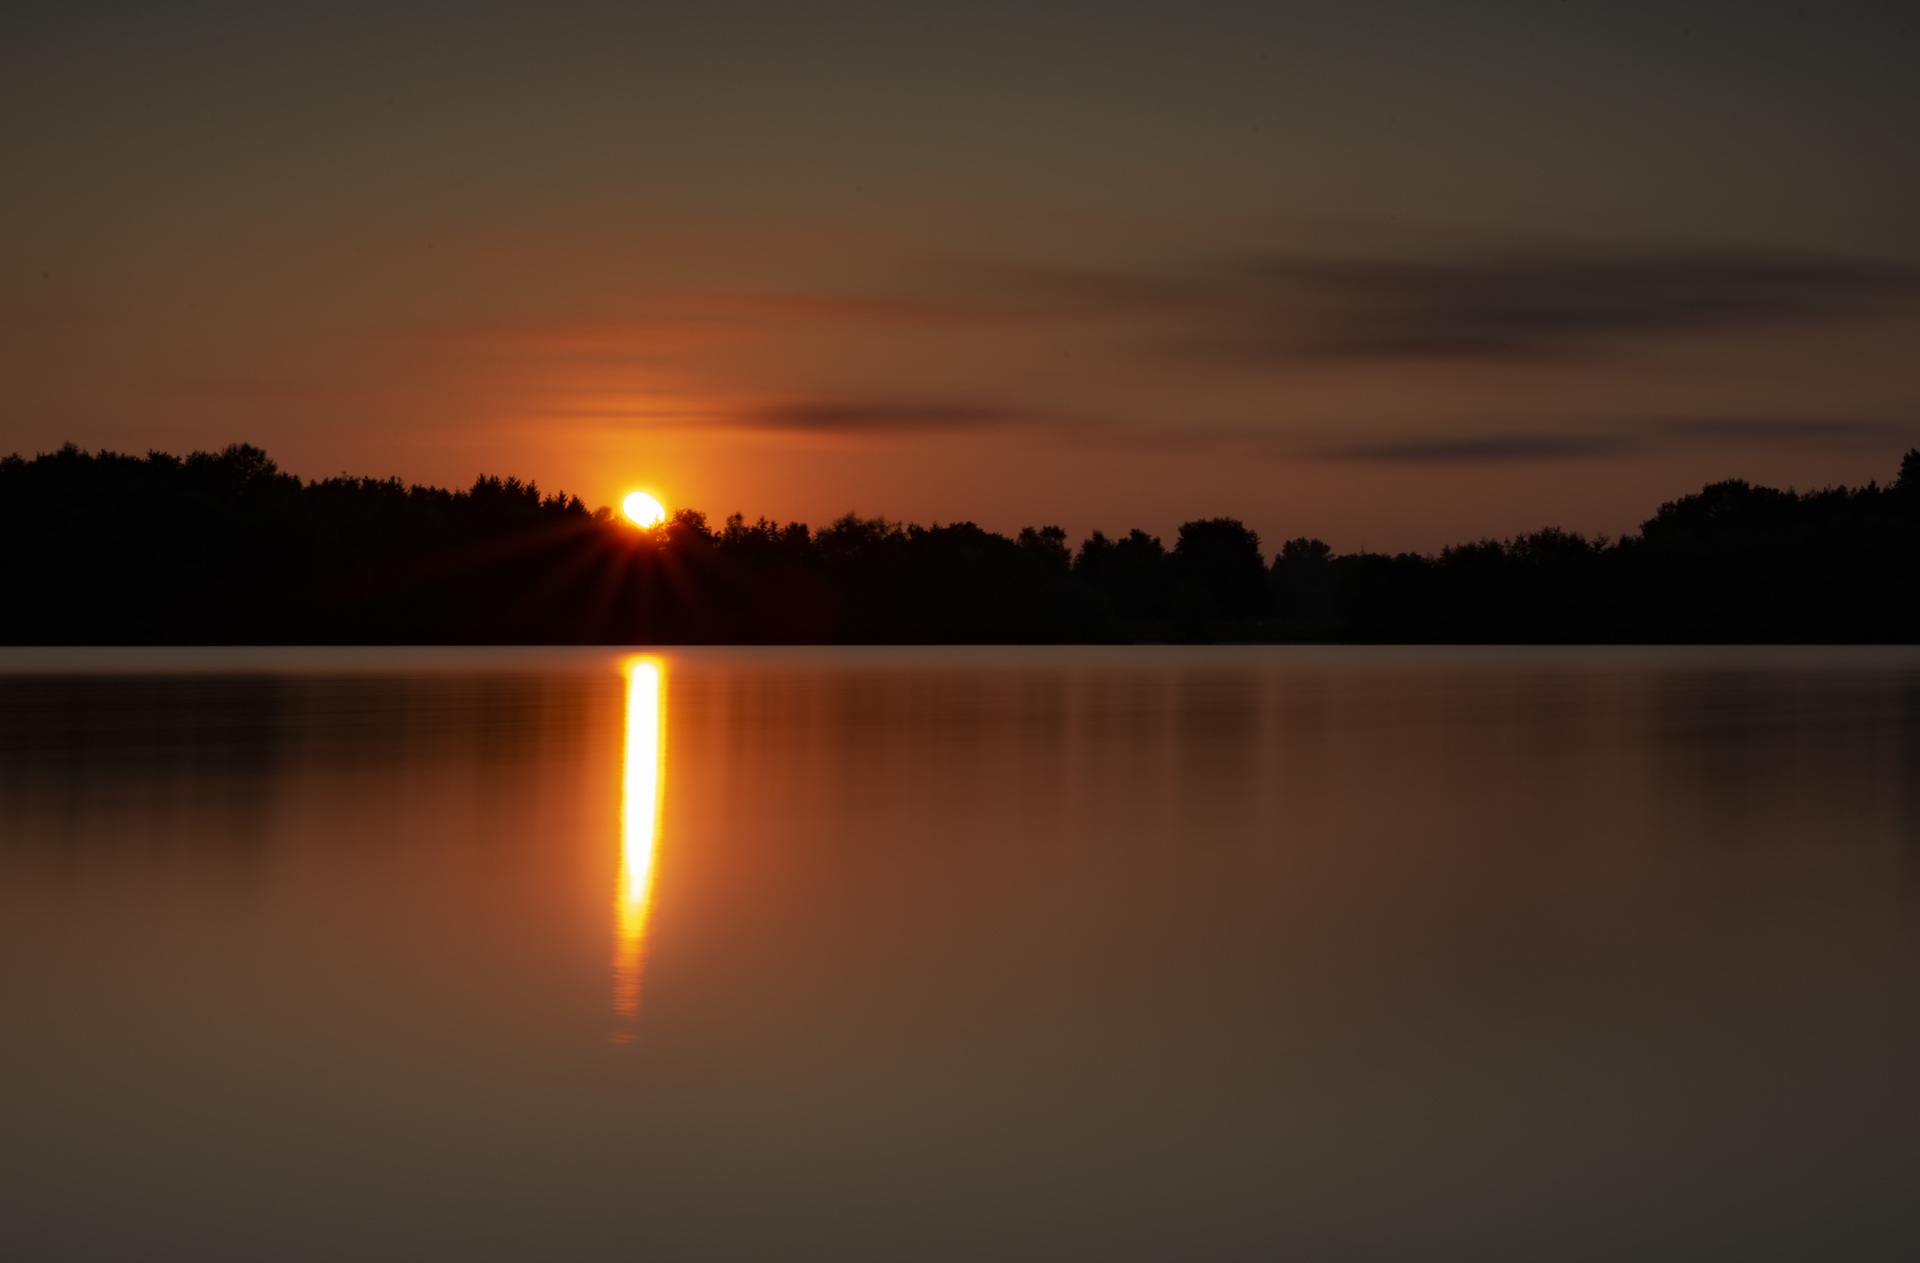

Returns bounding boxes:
[1323,416,1907,464]
[1230,251,1920,360]
[881,242,1920,363]
[741,399,1033,434]
[1321,433,1636,463]
[727,395,1914,472]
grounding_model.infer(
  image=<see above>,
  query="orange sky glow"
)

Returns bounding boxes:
[6,4,1918,552]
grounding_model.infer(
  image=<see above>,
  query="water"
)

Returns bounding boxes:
[2,646,1918,1261]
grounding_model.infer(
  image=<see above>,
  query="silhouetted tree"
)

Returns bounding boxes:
[1272,537,1335,624]
[1171,517,1269,625]
[1018,525,1071,580]
[1073,529,1169,626]
[8,441,1920,645]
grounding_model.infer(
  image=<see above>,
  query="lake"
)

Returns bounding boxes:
[3,647,1918,1260]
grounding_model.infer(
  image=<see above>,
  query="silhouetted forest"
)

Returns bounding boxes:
[5,442,1920,644]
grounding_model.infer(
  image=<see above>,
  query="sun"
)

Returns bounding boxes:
[622,491,666,528]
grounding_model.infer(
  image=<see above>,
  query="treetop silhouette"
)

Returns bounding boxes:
[5,440,1919,644]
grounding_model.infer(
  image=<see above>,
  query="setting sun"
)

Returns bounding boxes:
[622,491,665,528]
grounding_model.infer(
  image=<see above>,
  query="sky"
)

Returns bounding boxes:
[5,0,1919,551]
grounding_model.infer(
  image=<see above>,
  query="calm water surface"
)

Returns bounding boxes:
[3,647,1918,1260]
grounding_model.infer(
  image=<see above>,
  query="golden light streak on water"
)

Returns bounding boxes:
[611,657,665,1041]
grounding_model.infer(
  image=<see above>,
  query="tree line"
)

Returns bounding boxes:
[4,441,1920,643]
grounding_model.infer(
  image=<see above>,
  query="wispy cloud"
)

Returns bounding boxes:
[409,233,1920,462]
[922,244,1920,364]
[1653,416,1899,443]
[730,400,1913,465]
[1320,433,1636,463]
[1321,416,1907,464]
[740,398,1030,433]
[1216,250,1920,361]
[430,235,1920,389]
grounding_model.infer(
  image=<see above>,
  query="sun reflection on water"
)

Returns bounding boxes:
[611,657,665,1041]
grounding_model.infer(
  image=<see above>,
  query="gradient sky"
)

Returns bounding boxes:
[6,1,1918,550]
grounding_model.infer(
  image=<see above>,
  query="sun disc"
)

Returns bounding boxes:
[622,491,665,528]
